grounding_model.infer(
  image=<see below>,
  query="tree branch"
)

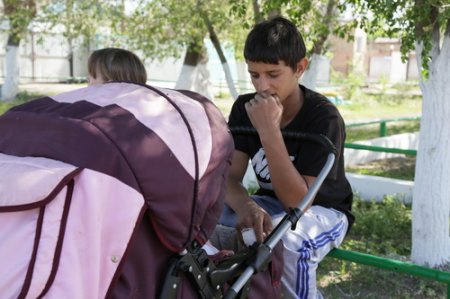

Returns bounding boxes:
[182,41,204,67]
[414,0,440,69]
[252,0,264,24]
[4,0,37,46]
[312,0,336,55]
[198,2,238,99]
[446,14,450,37]
[430,3,440,61]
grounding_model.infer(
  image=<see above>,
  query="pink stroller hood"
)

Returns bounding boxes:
[0,83,234,298]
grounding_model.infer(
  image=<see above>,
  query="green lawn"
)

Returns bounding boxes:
[318,197,448,299]
[339,98,421,122]
[0,91,44,115]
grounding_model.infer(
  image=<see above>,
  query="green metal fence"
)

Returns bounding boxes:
[344,143,417,156]
[346,116,421,137]
[327,249,450,298]
[345,117,420,156]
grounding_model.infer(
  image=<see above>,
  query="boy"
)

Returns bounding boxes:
[87,47,147,85]
[218,17,354,299]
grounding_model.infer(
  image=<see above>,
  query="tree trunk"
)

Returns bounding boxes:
[411,35,450,267]
[267,9,281,19]
[252,0,263,23]
[193,57,214,100]
[1,44,20,101]
[175,41,214,100]
[1,0,37,101]
[202,12,238,100]
[301,0,336,91]
[175,43,201,90]
[301,54,326,91]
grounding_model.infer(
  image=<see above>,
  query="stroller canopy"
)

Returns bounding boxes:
[0,83,233,298]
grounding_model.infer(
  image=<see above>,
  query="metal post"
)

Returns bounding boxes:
[379,121,387,137]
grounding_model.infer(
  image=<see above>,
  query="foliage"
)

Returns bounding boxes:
[30,0,249,64]
[340,0,450,77]
[346,196,411,255]
[0,91,43,115]
[267,0,345,56]
[2,0,37,45]
[228,0,357,60]
[109,0,202,60]
[227,0,254,60]
[39,0,111,43]
[346,156,416,181]
[318,196,447,298]
[330,68,365,101]
[105,0,248,62]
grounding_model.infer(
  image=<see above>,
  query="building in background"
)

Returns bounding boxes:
[328,28,419,83]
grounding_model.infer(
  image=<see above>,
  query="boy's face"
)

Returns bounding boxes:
[247,59,307,103]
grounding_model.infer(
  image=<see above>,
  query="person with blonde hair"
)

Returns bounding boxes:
[87,47,147,85]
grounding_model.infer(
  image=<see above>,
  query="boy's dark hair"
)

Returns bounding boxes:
[88,48,147,84]
[244,16,306,70]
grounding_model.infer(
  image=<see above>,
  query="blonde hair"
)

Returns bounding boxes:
[88,48,147,84]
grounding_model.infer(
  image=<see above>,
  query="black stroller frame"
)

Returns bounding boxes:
[161,127,337,299]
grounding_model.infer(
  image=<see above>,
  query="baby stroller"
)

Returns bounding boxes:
[0,83,336,299]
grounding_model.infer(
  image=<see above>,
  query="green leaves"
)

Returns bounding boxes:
[257,0,346,57]
[3,0,37,46]
[341,0,449,77]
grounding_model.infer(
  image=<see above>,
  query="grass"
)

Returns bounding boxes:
[346,156,416,181]
[344,117,419,181]
[339,98,421,122]
[344,119,419,181]
[0,91,44,115]
[318,197,448,299]
[345,120,420,143]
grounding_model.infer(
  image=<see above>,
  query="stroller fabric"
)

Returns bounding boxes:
[0,82,281,298]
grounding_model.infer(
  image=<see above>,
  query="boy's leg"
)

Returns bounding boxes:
[209,224,242,252]
[216,196,348,299]
[275,206,348,299]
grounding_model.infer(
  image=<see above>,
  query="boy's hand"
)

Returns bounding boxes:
[245,92,283,136]
[235,200,272,243]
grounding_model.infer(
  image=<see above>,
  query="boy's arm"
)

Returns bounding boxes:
[245,94,316,209]
[226,150,272,242]
[259,129,316,209]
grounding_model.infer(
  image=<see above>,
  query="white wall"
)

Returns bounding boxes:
[0,30,88,82]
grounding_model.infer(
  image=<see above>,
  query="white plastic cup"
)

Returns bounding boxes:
[241,228,257,247]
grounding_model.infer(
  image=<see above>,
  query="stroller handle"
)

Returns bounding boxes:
[229,126,337,156]
[224,127,337,299]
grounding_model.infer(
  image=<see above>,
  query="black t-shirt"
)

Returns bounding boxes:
[228,85,354,228]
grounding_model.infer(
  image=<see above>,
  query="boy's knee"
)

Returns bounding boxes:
[209,224,241,252]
